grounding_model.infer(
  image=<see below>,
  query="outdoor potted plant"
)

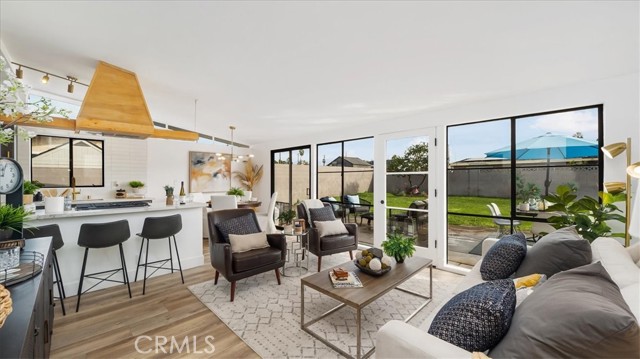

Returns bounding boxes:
[381,232,416,263]
[516,177,541,211]
[164,185,174,205]
[129,180,145,194]
[0,204,32,240]
[227,187,245,202]
[23,180,41,204]
[233,160,263,200]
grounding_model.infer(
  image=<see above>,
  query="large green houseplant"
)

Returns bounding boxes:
[382,232,416,263]
[544,184,625,242]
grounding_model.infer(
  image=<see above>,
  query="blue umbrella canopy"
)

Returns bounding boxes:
[485,132,598,160]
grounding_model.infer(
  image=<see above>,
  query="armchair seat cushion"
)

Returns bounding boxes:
[321,234,356,251]
[232,247,282,273]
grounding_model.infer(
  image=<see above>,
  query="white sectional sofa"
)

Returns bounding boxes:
[376,236,640,358]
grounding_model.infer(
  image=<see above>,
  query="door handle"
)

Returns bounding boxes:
[380,200,385,204]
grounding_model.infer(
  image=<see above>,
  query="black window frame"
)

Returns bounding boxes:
[30,134,105,188]
[316,136,374,201]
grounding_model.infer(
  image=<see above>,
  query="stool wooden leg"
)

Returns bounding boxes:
[119,244,132,298]
[76,248,89,312]
[172,236,184,284]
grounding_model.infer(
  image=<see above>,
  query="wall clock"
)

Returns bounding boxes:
[0,157,24,240]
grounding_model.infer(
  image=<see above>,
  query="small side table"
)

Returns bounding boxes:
[280,229,309,277]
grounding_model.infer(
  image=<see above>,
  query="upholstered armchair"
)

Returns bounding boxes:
[296,203,358,272]
[207,208,287,301]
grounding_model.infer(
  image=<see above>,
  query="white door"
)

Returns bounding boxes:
[374,128,437,260]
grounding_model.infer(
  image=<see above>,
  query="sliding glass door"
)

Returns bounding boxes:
[271,146,311,215]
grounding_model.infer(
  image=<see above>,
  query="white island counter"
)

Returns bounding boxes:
[25,201,206,295]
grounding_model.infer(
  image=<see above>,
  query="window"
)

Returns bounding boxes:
[446,105,602,267]
[31,135,104,187]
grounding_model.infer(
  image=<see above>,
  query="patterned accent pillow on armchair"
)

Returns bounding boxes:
[309,206,336,227]
[215,213,261,242]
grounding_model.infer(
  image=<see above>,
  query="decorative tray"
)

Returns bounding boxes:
[354,260,391,276]
[0,251,44,287]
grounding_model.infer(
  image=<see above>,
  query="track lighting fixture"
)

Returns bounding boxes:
[10,61,88,92]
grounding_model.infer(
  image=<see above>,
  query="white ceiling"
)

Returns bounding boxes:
[1,1,638,145]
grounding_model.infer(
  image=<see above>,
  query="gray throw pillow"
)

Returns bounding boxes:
[309,206,336,227]
[428,279,516,352]
[480,233,527,280]
[215,213,260,243]
[490,262,639,359]
[515,226,591,278]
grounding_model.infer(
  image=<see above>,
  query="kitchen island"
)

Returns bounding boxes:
[25,201,206,295]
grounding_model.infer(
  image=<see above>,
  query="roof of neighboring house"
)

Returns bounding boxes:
[327,156,373,167]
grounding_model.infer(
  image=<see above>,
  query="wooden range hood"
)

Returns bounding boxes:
[20,61,198,141]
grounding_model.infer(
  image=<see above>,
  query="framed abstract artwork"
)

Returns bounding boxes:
[189,151,231,192]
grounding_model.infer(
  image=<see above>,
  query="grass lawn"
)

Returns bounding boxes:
[356,192,532,230]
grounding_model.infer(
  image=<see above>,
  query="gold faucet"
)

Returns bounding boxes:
[71,177,80,201]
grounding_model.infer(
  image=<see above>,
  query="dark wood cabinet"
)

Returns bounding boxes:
[0,237,54,358]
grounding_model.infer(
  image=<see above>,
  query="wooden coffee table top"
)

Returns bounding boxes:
[301,256,432,308]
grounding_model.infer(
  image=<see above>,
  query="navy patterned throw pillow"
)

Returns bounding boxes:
[428,279,516,352]
[215,213,261,243]
[480,233,527,280]
[309,206,336,227]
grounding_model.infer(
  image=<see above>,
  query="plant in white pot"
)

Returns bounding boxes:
[129,180,145,194]
[227,187,245,202]
[0,205,32,240]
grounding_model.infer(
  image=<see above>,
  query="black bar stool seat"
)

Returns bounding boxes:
[76,220,132,312]
[24,224,67,315]
[134,214,184,295]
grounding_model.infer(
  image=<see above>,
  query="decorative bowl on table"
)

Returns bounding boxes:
[354,248,393,276]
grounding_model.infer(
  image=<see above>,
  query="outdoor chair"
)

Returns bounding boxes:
[390,200,428,236]
[343,194,372,223]
[207,209,286,301]
[297,202,358,272]
[487,203,521,237]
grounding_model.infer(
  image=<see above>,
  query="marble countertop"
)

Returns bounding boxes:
[27,202,206,221]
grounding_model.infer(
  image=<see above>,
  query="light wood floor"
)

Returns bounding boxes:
[51,240,259,358]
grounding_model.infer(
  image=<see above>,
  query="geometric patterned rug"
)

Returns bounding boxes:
[189,251,463,359]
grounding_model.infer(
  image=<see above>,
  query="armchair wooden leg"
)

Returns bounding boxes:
[275,268,281,285]
[230,281,236,302]
[214,270,219,285]
[349,251,354,260]
[317,256,322,272]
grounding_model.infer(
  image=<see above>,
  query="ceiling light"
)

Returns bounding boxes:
[10,61,88,91]
[41,73,49,84]
[67,76,76,93]
[15,66,23,79]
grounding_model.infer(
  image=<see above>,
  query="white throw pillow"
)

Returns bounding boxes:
[315,220,349,237]
[228,232,270,253]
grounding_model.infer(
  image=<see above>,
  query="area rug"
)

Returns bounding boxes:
[189,252,463,358]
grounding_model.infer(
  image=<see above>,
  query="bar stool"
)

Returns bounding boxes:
[24,224,67,315]
[134,214,184,295]
[76,220,132,312]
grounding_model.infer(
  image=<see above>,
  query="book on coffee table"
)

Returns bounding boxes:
[329,271,363,288]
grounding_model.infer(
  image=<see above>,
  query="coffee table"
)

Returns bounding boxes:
[300,257,433,359]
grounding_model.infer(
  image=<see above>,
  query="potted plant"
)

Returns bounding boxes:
[544,184,625,242]
[23,180,42,204]
[164,185,174,205]
[277,209,297,231]
[233,160,263,200]
[381,232,416,263]
[227,187,245,202]
[0,205,32,240]
[129,180,145,194]
[516,177,540,211]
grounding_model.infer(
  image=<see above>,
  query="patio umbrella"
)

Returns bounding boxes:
[485,132,598,196]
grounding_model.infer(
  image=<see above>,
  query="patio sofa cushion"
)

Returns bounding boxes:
[215,213,261,243]
[309,206,336,226]
[428,279,516,352]
[515,226,591,278]
[490,261,640,359]
[480,233,527,280]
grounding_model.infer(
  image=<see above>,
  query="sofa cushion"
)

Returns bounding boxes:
[480,233,527,280]
[490,262,640,359]
[320,234,356,251]
[232,246,281,272]
[215,213,261,243]
[428,279,516,352]
[515,226,591,278]
[309,206,336,226]
[315,219,348,237]
[228,232,270,253]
